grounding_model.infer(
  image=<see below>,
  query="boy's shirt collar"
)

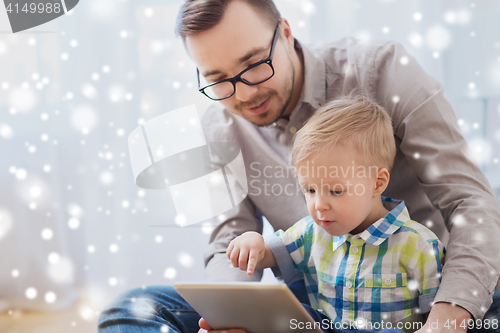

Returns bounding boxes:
[330,197,410,251]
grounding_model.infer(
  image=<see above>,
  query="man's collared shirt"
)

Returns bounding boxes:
[270,197,445,326]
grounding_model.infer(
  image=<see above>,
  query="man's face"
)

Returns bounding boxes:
[185,1,296,126]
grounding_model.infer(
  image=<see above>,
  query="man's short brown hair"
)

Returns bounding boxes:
[175,0,281,40]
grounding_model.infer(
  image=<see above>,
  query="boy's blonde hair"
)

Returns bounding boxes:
[291,95,396,171]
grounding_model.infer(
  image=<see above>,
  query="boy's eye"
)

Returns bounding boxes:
[330,190,343,196]
[304,188,315,194]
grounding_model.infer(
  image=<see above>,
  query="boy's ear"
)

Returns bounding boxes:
[373,168,390,197]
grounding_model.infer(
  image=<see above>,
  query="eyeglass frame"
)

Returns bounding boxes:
[196,19,281,101]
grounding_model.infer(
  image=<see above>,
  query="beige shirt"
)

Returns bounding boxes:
[200,38,500,320]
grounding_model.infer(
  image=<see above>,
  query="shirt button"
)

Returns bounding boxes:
[289,126,297,134]
[351,246,358,254]
[385,278,392,285]
[345,281,353,289]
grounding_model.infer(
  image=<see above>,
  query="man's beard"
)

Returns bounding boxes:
[234,65,295,127]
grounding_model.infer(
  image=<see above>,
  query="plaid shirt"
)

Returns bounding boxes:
[270,197,445,326]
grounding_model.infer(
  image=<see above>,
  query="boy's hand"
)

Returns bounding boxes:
[226,231,266,275]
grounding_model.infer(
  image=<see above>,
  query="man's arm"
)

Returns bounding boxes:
[373,41,500,321]
[200,104,266,282]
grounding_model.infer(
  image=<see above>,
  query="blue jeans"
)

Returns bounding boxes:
[98,282,500,333]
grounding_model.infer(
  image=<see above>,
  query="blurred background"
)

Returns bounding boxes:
[0,0,499,330]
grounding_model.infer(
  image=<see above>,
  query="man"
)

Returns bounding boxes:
[98,0,500,332]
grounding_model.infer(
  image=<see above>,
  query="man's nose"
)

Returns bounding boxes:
[234,81,258,102]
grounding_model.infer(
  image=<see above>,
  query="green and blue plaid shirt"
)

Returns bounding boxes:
[269,197,445,326]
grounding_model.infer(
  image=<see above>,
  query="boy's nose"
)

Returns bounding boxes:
[315,196,331,211]
[234,81,258,102]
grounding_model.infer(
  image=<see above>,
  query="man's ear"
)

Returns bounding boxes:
[280,18,295,52]
[373,168,390,197]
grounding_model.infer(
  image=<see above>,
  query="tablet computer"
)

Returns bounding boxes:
[174,282,323,333]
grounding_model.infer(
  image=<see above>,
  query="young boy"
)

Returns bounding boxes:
[226,95,445,331]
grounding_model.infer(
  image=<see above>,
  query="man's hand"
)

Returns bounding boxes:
[198,317,247,333]
[416,302,472,333]
[226,231,267,275]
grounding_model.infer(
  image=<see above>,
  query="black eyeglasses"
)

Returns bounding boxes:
[197,19,281,101]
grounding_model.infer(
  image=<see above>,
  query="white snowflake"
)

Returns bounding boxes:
[301,1,316,15]
[0,208,14,239]
[79,304,95,320]
[178,252,194,268]
[29,186,42,198]
[426,25,452,51]
[48,252,60,264]
[10,88,37,112]
[25,287,37,300]
[71,106,98,133]
[164,267,177,279]
[67,203,83,218]
[68,217,80,229]
[408,32,424,48]
[451,214,466,227]
[144,7,154,17]
[45,292,57,304]
[109,244,119,253]
[202,223,214,235]
[15,168,27,180]
[81,83,97,99]
[0,123,14,139]
[41,228,53,240]
[175,214,187,226]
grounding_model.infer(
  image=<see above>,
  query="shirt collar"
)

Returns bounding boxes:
[266,40,326,129]
[359,197,410,246]
[330,197,410,251]
[296,40,326,110]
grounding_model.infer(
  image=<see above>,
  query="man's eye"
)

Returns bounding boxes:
[247,59,264,69]
[209,76,225,83]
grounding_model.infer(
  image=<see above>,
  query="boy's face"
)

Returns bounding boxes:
[297,144,381,236]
